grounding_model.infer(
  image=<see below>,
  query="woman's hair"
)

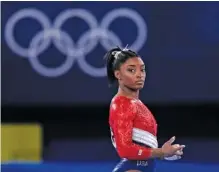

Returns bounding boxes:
[104,46,139,86]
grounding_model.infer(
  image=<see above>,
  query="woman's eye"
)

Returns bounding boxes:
[128,69,135,73]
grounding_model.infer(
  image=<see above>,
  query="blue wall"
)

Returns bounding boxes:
[2,1,219,105]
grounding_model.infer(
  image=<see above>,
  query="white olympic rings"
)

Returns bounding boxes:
[5,8,148,77]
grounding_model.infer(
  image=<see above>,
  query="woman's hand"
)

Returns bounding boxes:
[161,136,185,157]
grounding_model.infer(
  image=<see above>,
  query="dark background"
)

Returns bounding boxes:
[2,104,219,140]
[2,103,219,162]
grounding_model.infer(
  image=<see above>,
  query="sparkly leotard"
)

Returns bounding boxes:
[109,95,158,172]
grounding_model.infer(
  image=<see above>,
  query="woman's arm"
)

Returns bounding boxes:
[111,100,164,160]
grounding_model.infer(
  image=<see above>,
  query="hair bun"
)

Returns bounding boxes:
[112,51,121,59]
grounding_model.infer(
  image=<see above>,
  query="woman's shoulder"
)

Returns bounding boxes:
[111,95,132,103]
[111,95,138,110]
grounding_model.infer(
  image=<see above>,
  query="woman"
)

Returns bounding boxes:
[105,47,185,172]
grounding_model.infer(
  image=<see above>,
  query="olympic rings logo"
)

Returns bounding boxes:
[5,8,147,77]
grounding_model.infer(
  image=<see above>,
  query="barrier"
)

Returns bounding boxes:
[2,161,219,172]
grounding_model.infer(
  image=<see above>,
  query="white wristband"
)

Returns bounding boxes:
[164,155,181,161]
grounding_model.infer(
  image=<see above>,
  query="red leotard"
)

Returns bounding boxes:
[109,95,158,160]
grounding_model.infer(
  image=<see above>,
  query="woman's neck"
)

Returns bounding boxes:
[117,86,139,99]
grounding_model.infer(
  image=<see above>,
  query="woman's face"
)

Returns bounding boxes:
[115,57,146,90]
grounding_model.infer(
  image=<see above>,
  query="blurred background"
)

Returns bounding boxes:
[1,1,219,172]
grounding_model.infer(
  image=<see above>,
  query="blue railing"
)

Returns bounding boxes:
[2,161,219,172]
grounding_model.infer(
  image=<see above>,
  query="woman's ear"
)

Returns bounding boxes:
[114,70,121,80]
